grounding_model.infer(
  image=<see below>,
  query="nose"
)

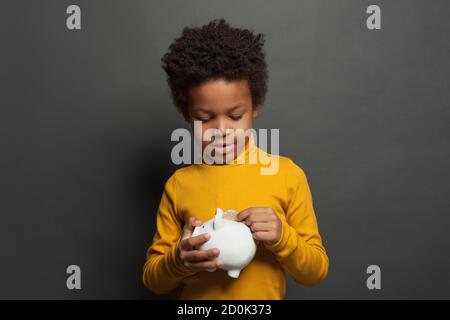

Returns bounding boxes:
[214,117,231,138]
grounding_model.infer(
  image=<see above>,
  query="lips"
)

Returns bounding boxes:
[213,143,233,148]
[213,143,235,155]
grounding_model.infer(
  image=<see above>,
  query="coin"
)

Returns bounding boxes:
[222,209,238,221]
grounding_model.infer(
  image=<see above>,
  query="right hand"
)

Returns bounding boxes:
[179,217,223,272]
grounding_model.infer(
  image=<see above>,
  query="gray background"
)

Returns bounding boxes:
[1,0,449,299]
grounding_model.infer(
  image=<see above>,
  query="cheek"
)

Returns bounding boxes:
[236,113,254,131]
[199,123,223,149]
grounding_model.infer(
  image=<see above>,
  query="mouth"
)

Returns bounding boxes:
[213,143,234,148]
[213,143,235,155]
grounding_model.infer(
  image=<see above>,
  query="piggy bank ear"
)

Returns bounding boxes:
[213,208,225,230]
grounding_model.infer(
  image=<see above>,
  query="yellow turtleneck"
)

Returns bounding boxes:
[142,136,329,299]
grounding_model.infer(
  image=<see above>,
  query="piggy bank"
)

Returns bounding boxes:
[192,207,257,278]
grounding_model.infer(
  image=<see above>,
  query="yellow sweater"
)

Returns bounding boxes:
[142,136,329,299]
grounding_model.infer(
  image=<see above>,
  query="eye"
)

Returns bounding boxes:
[196,117,211,123]
[229,114,243,121]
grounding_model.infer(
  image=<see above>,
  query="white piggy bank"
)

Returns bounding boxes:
[192,207,257,278]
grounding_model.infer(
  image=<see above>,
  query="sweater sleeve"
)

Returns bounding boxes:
[142,173,196,294]
[264,159,329,285]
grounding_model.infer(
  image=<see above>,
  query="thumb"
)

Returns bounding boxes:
[182,217,202,240]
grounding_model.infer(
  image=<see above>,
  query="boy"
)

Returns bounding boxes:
[142,19,329,299]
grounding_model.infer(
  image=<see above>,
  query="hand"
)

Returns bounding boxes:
[178,217,224,272]
[236,207,282,245]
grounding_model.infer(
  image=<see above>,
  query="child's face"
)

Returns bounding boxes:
[186,78,259,162]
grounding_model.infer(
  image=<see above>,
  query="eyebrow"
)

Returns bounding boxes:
[193,104,245,113]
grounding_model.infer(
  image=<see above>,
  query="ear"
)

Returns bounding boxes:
[252,105,260,118]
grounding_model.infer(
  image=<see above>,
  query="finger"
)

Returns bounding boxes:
[192,218,204,227]
[185,259,224,272]
[252,231,275,242]
[237,207,275,223]
[182,248,220,262]
[182,217,195,238]
[182,217,203,239]
[236,207,268,221]
[236,208,252,222]
[250,222,274,232]
[181,233,210,251]
[243,212,277,227]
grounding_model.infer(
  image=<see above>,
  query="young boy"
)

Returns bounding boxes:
[142,19,329,299]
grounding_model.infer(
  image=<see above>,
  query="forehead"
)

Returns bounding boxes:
[188,78,252,112]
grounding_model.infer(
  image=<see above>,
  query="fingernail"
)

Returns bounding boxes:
[204,233,210,240]
[217,260,224,267]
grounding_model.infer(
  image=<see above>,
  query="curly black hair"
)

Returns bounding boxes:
[161,18,268,117]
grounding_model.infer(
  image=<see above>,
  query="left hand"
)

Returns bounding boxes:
[236,207,282,245]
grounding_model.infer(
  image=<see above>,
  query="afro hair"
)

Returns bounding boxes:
[161,18,268,117]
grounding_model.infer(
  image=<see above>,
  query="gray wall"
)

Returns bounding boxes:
[1,0,449,299]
